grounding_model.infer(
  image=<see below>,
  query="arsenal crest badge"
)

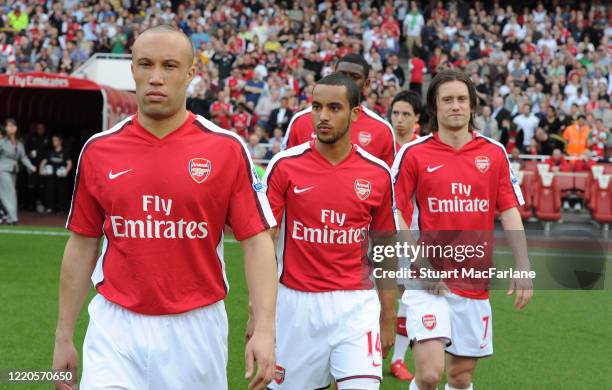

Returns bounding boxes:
[354,179,371,200]
[275,365,285,384]
[189,158,211,183]
[475,156,490,174]
[422,314,436,330]
[358,131,372,146]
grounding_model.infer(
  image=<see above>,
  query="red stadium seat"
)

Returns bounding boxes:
[533,172,561,222]
[591,175,612,224]
[523,160,538,172]
[554,172,574,196]
[587,165,606,210]
[518,171,534,220]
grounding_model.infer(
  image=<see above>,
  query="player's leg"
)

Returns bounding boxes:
[403,289,451,390]
[445,293,493,390]
[329,290,382,390]
[150,300,229,389]
[410,339,446,390]
[445,355,477,390]
[269,285,333,389]
[391,286,414,381]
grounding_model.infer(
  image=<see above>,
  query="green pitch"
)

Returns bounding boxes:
[0,226,611,389]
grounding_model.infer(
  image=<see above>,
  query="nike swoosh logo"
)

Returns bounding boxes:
[372,362,382,367]
[294,186,315,194]
[108,169,133,180]
[427,165,444,173]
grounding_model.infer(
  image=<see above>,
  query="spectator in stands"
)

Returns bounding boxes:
[563,115,591,159]
[247,133,266,160]
[403,1,425,58]
[475,106,499,141]
[492,96,512,130]
[0,119,36,225]
[267,96,293,135]
[573,150,596,172]
[509,147,524,169]
[513,104,540,153]
[539,106,563,136]
[545,148,571,173]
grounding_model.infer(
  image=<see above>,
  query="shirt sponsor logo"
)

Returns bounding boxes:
[427,183,490,213]
[358,131,372,146]
[293,185,315,194]
[110,195,209,239]
[189,158,211,183]
[354,179,371,200]
[475,156,490,173]
[427,164,444,173]
[422,314,436,330]
[291,209,368,245]
[108,168,133,180]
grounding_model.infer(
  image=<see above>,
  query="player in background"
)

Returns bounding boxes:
[392,69,533,390]
[387,89,423,382]
[263,73,398,389]
[282,54,396,167]
[52,25,277,390]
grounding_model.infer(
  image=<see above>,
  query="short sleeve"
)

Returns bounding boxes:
[263,159,287,225]
[66,152,105,237]
[370,169,399,235]
[496,149,524,212]
[227,143,276,241]
[392,151,418,219]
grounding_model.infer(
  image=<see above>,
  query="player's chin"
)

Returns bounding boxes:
[142,105,173,119]
[316,134,338,144]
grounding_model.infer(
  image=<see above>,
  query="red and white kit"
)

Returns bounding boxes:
[282,105,397,167]
[392,131,523,357]
[265,140,398,389]
[68,112,275,389]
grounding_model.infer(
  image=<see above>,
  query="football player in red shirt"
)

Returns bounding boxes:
[263,73,398,389]
[392,70,533,390]
[52,25,278,390]
[387,89,424,381]
[282,54,396,167]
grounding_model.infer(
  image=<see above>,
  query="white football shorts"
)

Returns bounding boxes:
[80,294,228,390]
[270,285,383,390]
[402,289,493,357]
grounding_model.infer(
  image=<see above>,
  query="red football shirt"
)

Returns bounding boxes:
[392,132,524,299]
[67,112,276,315]
[265,141,398,292]
[282,104,397,167]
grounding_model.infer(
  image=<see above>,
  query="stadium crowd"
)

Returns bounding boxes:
[0,0,611,164]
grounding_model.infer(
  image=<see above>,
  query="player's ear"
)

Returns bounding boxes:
[350,105,361,123]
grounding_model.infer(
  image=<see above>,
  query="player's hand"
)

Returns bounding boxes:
[423,279,449,296]
[379,310,396,358]
[52,339,78,390]
[245,313,255,344]
[30,166,37,174]
[507,277,533,310]
[244,329,275,390]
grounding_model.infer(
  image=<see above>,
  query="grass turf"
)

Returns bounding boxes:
[0,226,611,389]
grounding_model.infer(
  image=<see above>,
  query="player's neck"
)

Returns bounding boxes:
[396,130,414,146]
[437,127,471,150]
[315,136,353,166]
[137,109,190,139]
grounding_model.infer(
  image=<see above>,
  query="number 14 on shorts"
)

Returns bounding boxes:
[366,331,383,367]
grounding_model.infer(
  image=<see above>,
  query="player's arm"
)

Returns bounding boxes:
[240,231,277,390]
[371,169,399,358]
[499,207,533,310]
[53,232,99,389]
